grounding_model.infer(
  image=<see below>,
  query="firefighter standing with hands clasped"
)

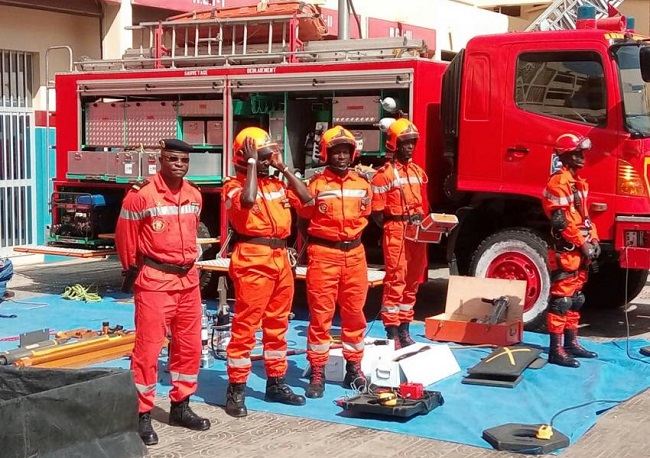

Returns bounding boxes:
[370,119,428,349]
[223,127,314,417]
[115,139,211,446]
[543,133,600,368]
[298,126,372,398]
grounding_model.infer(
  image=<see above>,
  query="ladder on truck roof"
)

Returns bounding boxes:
[75,9,429,72]
[526,0,624,32]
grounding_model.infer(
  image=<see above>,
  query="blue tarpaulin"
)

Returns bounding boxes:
[1,294,649,450]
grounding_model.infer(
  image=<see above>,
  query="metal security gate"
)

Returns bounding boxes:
[0,50,36,257]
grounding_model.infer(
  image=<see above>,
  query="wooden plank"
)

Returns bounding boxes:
[196,258,385,286]
[14,245,117,258]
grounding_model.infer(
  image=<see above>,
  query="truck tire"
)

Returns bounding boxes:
[583,263,648,309]
[470,229,549,331]
[197,222,219,298]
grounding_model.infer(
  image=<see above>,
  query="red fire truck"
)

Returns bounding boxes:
[23,4,650,329]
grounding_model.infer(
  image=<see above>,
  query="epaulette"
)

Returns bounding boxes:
[130,179,150,192]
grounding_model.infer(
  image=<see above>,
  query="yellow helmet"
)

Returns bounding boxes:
[319,126,359,163]
[232,127,280,171]
[385,118,419,154]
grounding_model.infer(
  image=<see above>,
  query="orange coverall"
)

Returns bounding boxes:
[297,168,372,368]
[115,172,203,413]
[223,174,302,384]
[542,166,598,333]
[371,161,428,326]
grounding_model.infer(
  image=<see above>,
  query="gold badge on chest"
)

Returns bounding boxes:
[152,218,165,232]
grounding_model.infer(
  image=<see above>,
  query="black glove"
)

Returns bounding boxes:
[592,240,601,259]
[580,242,596,260]
[121,265,138,293]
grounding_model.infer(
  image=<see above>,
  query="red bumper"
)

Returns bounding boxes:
[615,216,650,269]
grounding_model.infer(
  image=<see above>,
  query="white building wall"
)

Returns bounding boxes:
[0,5,101,111]
[318,0,511,52]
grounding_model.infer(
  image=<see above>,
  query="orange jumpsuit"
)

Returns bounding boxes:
[115,172,203,413]
[223,174,302,384]
[371,161,428,326]
[542,166,598,333]
[297,168,372,368]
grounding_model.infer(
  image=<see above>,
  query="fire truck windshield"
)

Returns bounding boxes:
[615,44,650,137]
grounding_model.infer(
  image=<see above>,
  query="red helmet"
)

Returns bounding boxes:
[554,133,592,155]
[319,126,359,163]
[385,118,419,155]
[232,127,280,171]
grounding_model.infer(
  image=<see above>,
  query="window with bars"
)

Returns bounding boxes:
[0,50,36,252]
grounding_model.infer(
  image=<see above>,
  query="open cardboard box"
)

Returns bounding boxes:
[425,276,527,346]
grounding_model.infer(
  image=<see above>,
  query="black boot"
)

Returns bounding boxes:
[385,325,402,350]
[305,365,325,399]
[398,322,416,348]
[225,383,248,418]
[169,397,211,431]
[343,361,368,391]
[548,332,580,368]
[138,412,158,446]
[564,329,598,358]
[265,377,306,406]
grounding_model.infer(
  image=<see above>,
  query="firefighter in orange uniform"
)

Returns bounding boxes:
[115,139,210,446]
[370,118,428,349]
[223,127,314,417]
[298,126,372,398]
[543,133,599,368]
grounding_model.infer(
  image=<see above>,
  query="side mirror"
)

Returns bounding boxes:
[640,46,650,82]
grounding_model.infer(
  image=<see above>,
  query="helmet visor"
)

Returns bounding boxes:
[257,144,281,158]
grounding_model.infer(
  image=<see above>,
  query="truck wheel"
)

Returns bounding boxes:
[583,263,648,309]
[197,222,219,298]
[470,229,549,331]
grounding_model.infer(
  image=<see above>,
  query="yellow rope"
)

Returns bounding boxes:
[61,284,102,302]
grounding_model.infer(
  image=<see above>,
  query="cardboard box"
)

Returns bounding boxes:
[370,342,460,388]
[425,276,526,346]
[405,213,458,243]
[323,338,395,383]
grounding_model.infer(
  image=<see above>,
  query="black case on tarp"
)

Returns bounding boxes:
[338,390,444,418]
[462,345,545,388]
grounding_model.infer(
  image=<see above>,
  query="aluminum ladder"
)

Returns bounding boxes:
[526,0,625,32]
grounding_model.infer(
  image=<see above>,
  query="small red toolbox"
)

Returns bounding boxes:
[399,382,424,400]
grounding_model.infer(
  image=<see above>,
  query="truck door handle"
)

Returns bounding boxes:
[507,146,529,154]
[506,146,529,160]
